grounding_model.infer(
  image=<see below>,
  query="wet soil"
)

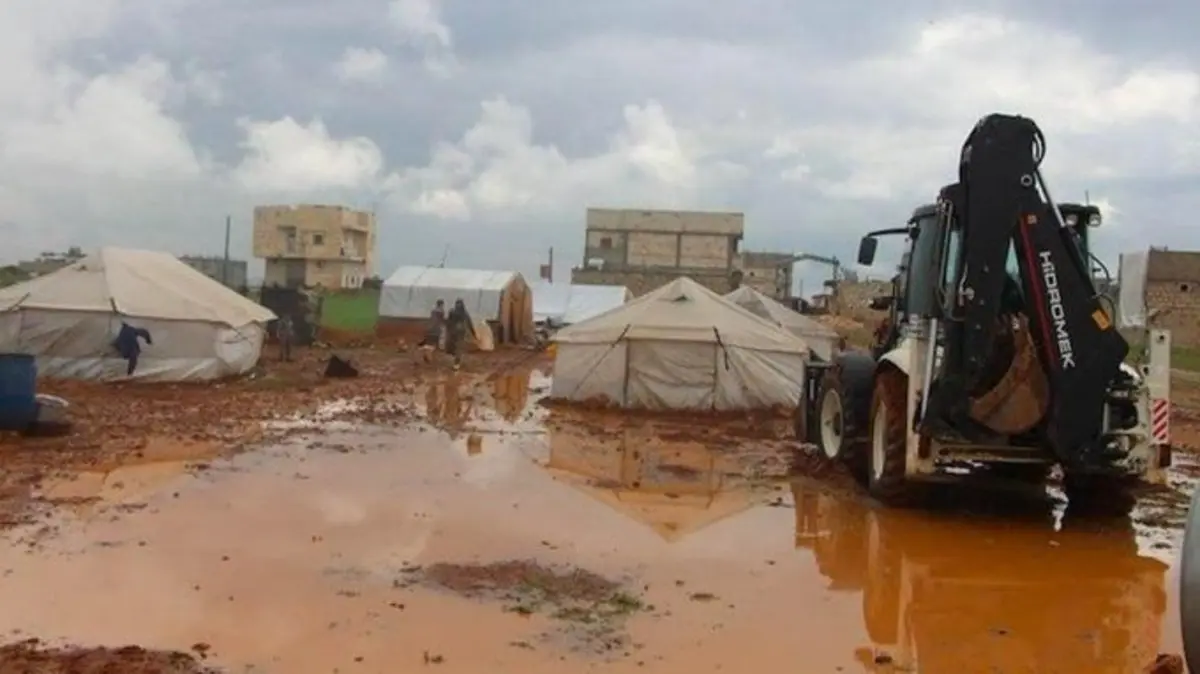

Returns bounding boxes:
[414,560,646,653]
[1,332,1198,671]
[0,345,546,533]
[0,639,218,673]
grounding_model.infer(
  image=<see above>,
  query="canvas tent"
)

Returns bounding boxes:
[550,277,808,410]
[0,247,275,382]
[378,266,534,343]
[532,280,632,326]
[725,285,841,361]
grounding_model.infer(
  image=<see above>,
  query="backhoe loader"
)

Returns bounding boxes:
[797,113,1172,507]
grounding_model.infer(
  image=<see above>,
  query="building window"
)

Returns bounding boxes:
[313,234,324,245]
[599,236,613,250]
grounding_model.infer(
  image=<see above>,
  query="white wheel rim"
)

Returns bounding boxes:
[872,399,888,481]
[819,389,844,459]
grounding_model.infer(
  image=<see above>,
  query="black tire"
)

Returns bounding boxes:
[814,367,868,473]
[867,369,910,503]
[1063,473,1136,517]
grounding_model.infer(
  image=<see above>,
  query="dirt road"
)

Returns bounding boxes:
[0,352,1194,672]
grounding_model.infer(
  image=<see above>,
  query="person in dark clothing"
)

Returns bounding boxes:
[445,299,473,370]
[113,322,152,376]
[424,300,446,346]
[419,300,447,363]
[277,314,295,362]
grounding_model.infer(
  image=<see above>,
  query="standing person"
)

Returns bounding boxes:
[277,314,295,362]
[421,299,447,363]
[113,322,152,377]
[445,298,473,371]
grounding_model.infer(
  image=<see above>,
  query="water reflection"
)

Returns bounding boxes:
[421,369,537,438]
[791,481,1168,672]
[544,416,770,542]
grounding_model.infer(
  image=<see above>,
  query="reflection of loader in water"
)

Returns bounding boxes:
[545,421,758,542]
[791,482,1167,672]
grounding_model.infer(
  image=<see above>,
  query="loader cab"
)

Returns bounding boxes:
[856,204,945,353]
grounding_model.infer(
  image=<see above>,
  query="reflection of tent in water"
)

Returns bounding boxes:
[546,422,757,541]
[487,370,531,421]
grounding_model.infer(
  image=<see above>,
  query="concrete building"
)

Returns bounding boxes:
[179,255,248,289]
[1142,249,1200,346]
[252,204,376,289]
[738,251,795,300]
[571,208,744,296]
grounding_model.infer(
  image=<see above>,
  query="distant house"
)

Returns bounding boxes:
[1144,249,1200,345]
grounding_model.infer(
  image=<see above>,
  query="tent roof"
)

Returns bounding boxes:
[725,286,839,339]
[532,280,630,324]
[0,247,274,326]
[383,266,520,292]
[553,276,808,353]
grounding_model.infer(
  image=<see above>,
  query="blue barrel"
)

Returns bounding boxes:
[0,353,38,431]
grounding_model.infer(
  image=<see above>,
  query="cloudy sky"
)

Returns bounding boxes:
[2,0,1198,291]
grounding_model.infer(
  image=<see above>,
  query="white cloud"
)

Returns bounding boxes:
[386,97,743,222]
[768,13,1200,201]
[0,53,204,181]
[183,62,224,105]
[388,0,456,76]
[231,117,387,193]
[334,47,389,85]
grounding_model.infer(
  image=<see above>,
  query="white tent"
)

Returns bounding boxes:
[550,277,808,411]
[725,285,841,361]
[0,247,275,382]
[379,266,517,320]
[377,265,534,343]
[532,281,632,326]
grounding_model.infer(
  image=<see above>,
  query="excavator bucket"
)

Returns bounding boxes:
[967,316,1050,434]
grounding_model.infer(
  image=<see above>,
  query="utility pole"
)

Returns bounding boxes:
[548,247,554,283]
[222,215,231,285]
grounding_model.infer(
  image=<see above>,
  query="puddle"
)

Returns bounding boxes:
[0,376,1188,673]
[792,479,1175,672]
[544,413,789,542]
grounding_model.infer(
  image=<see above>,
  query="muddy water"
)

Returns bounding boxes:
[0,372,1187,673]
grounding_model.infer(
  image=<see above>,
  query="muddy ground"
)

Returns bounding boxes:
[0,329,1197,672]
[0,343,546,530]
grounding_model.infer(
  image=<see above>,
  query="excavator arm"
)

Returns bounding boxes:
[925,113,1128,467]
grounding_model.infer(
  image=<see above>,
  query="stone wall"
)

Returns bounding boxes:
[1146,280,1200,346]
[834,280,892,316]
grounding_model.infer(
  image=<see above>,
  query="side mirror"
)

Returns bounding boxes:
[869,295,893,311]
[857,236,878,266]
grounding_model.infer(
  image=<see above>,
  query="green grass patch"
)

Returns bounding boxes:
[1172,346,1200,373]
[319,289,380,332]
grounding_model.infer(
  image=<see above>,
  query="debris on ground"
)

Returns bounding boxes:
[411,560,646,654]
[0,638,220,673]
[323,354,359,378]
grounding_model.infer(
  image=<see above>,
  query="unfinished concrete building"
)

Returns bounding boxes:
[738,251,795,300]
[571,208,744,296]
[252,204,376,290]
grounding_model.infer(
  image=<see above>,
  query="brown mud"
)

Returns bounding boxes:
[0,346,546,533]
[0,333,1198,671]
[0,639,218,673]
